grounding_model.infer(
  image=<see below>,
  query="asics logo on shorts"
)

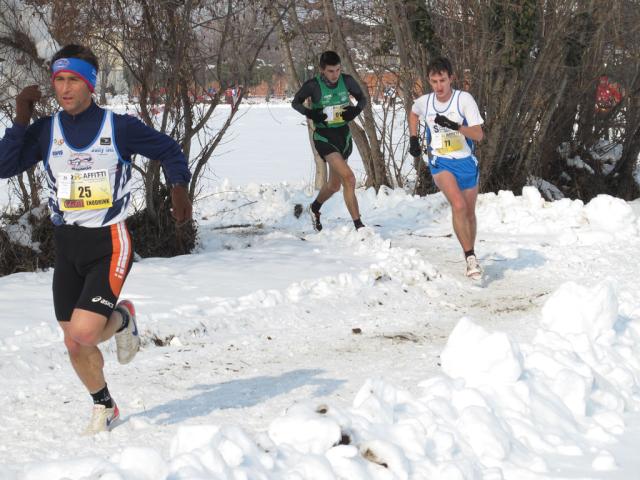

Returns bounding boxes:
[92,296,114,308]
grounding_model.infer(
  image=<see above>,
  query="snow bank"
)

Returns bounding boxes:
[8,279,640,479]
[2,183,640,478]
[479,187,638,242]
[2,204,49,250]
[583,194,636,234]
[195,183,639,246]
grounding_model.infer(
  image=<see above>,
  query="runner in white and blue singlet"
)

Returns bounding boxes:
[408,57,485,280]
[0,44,193,434]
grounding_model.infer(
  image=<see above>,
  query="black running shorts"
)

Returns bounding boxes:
[53,222,133,321]
[313,126,353,160]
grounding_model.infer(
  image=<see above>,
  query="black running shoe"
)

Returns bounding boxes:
[309,205,322,231]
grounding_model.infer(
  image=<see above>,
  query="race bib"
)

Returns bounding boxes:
[58,169,113,211]
[323,104,347,125]
[432,131,465,154]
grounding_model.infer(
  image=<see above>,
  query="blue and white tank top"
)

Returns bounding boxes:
[45,111,131,227]
[420,89,483,159]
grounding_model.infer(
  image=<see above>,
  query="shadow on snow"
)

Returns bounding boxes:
[131,368,344,425]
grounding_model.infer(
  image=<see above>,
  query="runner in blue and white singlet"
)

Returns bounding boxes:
[0,44,193,434]
[46,109,132,228]
[408,57,485,280]
[411,88,484,189]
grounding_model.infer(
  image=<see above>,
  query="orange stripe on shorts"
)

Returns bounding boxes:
[109,222,131,296]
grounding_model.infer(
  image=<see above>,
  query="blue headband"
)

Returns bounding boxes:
[51,58,97,92]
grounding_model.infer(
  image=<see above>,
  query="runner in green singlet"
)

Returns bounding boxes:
[292,51,367,231]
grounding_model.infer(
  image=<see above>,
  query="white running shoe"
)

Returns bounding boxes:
[465,255,483,280]
[114,300,139,364]
[82,403,120,435]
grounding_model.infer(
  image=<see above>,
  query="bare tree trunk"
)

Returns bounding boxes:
[25,167,40,208]
[308,127,328,188]
[321,0,390,189]
[612,68,640,199]
[267,0,326,189]
[386,0,436,195]
[15,176,30,212]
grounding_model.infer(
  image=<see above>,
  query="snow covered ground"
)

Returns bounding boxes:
[1,106,640,479]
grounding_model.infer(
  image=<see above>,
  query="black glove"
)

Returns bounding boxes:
[409,136,422,157]
[341,105,361,122]
[304,108,327,123]
[434,114,459,131]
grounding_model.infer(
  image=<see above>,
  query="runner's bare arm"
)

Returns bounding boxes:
[408,110,420,137]
[458,124,483,142]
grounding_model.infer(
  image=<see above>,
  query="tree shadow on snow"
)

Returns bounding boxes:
[481,248,546,286]
[130,368,343,425]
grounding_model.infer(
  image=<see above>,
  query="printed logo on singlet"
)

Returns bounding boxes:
[90,146,115,154]
[68,153,94,170]
[100,137,111,145]
[52,150,64,157]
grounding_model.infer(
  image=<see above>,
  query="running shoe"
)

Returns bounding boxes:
[114,300,139,364]
[465,255,483,280]
[82,403,119,435]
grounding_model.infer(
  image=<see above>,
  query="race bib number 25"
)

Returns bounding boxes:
[58,169,113,211]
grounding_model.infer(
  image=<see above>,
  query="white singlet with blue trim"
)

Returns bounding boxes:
[411,89,484,159]
[45,111,131,227]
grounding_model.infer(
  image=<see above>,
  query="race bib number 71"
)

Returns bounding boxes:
[432,131,465,154]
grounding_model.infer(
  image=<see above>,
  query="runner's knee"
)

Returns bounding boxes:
[466,210,476,223]
[64,335,88,356]
[342,172,356,190]
[67,324,102,347]
[450,200,468,217]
